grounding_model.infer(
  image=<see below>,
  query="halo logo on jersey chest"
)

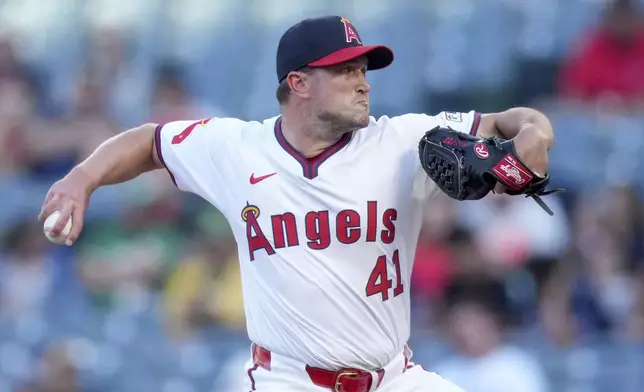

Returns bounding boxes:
[242,201,398,260]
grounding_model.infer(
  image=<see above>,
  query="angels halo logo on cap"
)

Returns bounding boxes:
[275,15,394,82]
[339,17,362,44]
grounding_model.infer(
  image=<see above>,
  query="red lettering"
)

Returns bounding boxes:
[305,211,331,250]
[337,209,361,244]
[271,213,299,248]
[241,203,399,258]
[392,250,404,297]
[366,250,404,302]
[246,210,275,261]
[366,255,393,301]
[381,209,397,244]
[340,17,362,44]
[366,201,377,242]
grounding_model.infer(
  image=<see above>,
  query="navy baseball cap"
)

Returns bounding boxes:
[276,16,394,82]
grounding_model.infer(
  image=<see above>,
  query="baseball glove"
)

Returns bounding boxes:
[418,126,564,215]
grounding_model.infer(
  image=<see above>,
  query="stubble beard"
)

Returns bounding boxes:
[317,109,368,137]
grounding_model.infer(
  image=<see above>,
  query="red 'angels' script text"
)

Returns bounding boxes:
[241,201,397,261]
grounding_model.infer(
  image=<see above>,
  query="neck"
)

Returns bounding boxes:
[280,107,344,158]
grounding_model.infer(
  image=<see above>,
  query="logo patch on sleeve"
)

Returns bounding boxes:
[445,112,463,123]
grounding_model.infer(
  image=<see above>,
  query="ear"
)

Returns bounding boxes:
[287,70,314,99]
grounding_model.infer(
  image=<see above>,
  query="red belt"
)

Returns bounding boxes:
[252,343,388,392]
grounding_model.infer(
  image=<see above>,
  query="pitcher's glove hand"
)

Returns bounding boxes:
[418,126,565,215]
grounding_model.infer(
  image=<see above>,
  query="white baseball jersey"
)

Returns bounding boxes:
[154,110,482,370]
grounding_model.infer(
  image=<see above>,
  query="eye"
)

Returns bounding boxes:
[343,66,366,76]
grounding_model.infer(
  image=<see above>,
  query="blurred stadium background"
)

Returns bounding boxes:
[1,0,644,391]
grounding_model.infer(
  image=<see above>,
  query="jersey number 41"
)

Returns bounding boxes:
[365,249,404,302]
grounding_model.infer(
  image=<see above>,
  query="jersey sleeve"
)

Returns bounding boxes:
[389,110,482,147]
[153,117,245,210]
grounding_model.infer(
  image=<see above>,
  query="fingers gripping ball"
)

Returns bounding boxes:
[43,210,73,246]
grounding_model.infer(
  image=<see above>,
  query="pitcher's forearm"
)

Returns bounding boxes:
[493,108,554,149]
[73,123,161,191]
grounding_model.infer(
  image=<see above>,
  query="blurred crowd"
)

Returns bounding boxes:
[1,0,644,391]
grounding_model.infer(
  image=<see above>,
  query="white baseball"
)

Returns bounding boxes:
[43,210,73,246]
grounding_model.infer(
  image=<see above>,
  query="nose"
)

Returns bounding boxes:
[357,76,371,95]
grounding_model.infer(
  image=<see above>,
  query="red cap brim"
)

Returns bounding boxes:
[308,45,394,71]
